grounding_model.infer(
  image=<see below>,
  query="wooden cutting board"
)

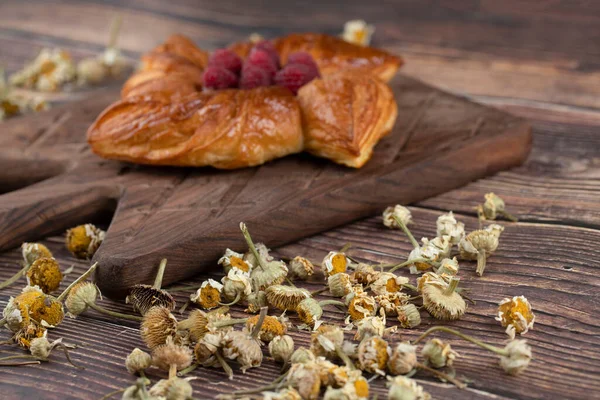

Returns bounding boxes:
[0,74,531,298]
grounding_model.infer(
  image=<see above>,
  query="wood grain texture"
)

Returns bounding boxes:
[0,75,532,298]
[1,0,600,399]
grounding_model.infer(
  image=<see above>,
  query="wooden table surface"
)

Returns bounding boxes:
[1,1,599,399]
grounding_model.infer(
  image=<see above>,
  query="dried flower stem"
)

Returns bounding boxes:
[387,258,429,274]
[219,292,242,306]
[476,251,487,276]
[56,262,98,303]
[339,243,352,253]
[86,301,143,322]
[153,258,167,290]
[178,362,199,376]
[167,285,202,292]
[444,277,460,295]
[229,372,288,396]
[416,362,466,389]
[284,277,296,287]
[250,307,268,340]
[240,223,265,271]
[413,326,507,356]
[318,299,347,308]
[310,287,328,296]
[0,360,41,367]
[392,215,419,249]
[107,15,122,49]
[99,388,126,400]
[0,263,30,290]
[211,317,250,329]
[215,350,234,379]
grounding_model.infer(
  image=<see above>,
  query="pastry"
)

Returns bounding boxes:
[87,87,304,169]
[88,33,401,169]
[298,71,397,168]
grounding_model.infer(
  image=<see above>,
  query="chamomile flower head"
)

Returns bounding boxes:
[21,242,53,267]
[310,325,344,358]
[382,205,412,229]
[408,236,452,274]
[387,342,417,375]
[354,314,386,341]
[246,314,287,342]
[26,257,62,294]
[459,224,504,276]
[245,290,268,313]
[289,256,315,280]
[499,340,532,375]
[269,334,295,363]
[126,283,175,316]
[266,285,311,312]
[422,277,466,320]
[328,273,353,297]
[297,298,323,328]
[287,362,322,400]
[352,263,378,285]
[218,248,252,274]
[358,336,390,374]
[436,211,465,245]
[323,251,351,278]
[149,377,193,400]
[342,19,375,47]
[496,296,535,339]
[179,307,231,342]
[28,293,64,328]
[481,192,517,222]
[243,242,274,267]
[370,272,408,296]
[290,347,316,364]
[251,260,289,292]
[140,306,178,349]
[65,223,105,259]
[126,348,152,375]
[375,292,410,316]
[190,279,223,310]
[152,336,193,373]
[14,322,47,349]
[396,304,421,329]
[263,387,303,400]
[346,293,377,321]
[222,268,252,303]
[421,338,457,368]
[387,376,431,400]
[64,281,98,317]
[222,330,263,373]
[436,257,460,277]
[194,331,224,366]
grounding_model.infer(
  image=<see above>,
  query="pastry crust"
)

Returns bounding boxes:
[297,71,398,168]
[87,87,304,169]
[230,33,402,82]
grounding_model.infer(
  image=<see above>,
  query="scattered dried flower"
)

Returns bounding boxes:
[352,263,378,285]
[422,276,466,320]
[382,205,412,229]
[290,347,316,364]
[396,304,421,329]
[190,279,223,310]
[221,268,252,305]
[265,285,311,312]
[140,306,178,349]
[346,293,377,321]
[65,224,105,259]
[14,322,47,349]
[354,314,386,341]
[436,211,465,245]
[289,256,315,280]
[357,336,390,374]
[21,242,53,267]
[178,307,230,342]
[149,377,194,400]
[408,236,452,274]
[246,314,287,342]
[126,259,175,315]
[328,272,353,297]
[370,272,408,296]
[64,281,98,317]
[387,342,417,375]
[10,48,76,92]
[287,362,322,400]
[459,223,504,276]
[421,338,457,368]
[296,298,323,328]
[222,330,263,373]
[323,251,350,278]
[479,192,518,222]
[245,290,268,313]
[387,375,431,400]
[126,348,152,375]
[311,325,345,358]
[26,257,62,294]
[499,339,532,375]
[496,296,535,339]
[376,292,410,316]
[269,334,295,363]
[219,248,252,274]
[436,257,460,277]
[263,387,303,400]
[152,336,193,378]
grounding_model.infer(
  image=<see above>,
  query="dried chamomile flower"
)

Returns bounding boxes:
[190,279,223,310]
[370,272,408,296]
[65,223,105,259]
[65,281,98,317]
[141,306,178,349]
[266,285,311,312]
[311,325,345,358]
[2,287,37,332]
[121,377,152,400]
[149,377,193,400]
[10,48,76,91]
[251,259,289,292]
[376,292,410,316]
[436,257,459,277]
[263,387,303,400]
[289,256,315,280]
[496,296,535,339]
[459,223,504,276]
[178,307,230,342]
[348,376,370,399]
[382,205,412,229]
[323,251,350,278]
[328,272,353,297]
[346,293,377,321]
[126,348,152,375]
[246,314,287,342]
[287,362,322,400]
[291,347,316,364]
[219,248,252,274]
[126,259,175,315]
[297,298,323,329]
[499,340,532,375]
[354,314,386,341]
[194,331,224,367]
[222,330,263,373]
[152,336,193,378]
[245,290,267,313]
[436,211,465,245]
[421,338,457,368]
[357,336,390,375]
[316,359,353,387]
[28,292,64,328]
[352,263,378,285]
[479,192,518,222]
[14,322,47,349]
[21,242,53,267]
[387,342,417,375]
[387,376,431,400]
[221,268,252,305]
[408,236,452,274]
[422,277,466,320]
[243,242,274,266]
[26,257,62,294]
[396,304,421,329]
[28,336,57,359]
[342,20,375,47]
[269,334,295,363]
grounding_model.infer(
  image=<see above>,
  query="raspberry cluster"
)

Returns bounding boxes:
[203,41,320,94]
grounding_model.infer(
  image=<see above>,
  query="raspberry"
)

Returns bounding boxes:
[208,49,242,74]
[245,48,278,77]
[253,40,280,68]
[286,51,319,77]
[240,65,272,89]
[274,64,316,94]
[203,66,238,90]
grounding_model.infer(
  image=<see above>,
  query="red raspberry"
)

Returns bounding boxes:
[287,51,319,77]
[240,65,272,89]
[208,49,242,74]
[274,64,316,94]
[253,40,280,68]
[203,66,238,90]
[245,48,278,77]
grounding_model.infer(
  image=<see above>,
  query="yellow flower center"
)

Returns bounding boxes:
[385,278,400,293]
[330,254,347,275]
[374,339,389,369]
[27,258,63,294]
[354,379,369,397]
[199,286,221,309]
[230,256,249,272]
[499,299,533,333]
[247,315,285,337]
[66,225,92,257]
[29,295,64,327]
[348,297,375,321]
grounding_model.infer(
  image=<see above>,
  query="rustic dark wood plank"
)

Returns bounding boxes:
[1,208,599,399]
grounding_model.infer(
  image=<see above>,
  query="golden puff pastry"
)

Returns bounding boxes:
[297,71,398,168]
[230,33,402,82]
[87,87,304,169]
